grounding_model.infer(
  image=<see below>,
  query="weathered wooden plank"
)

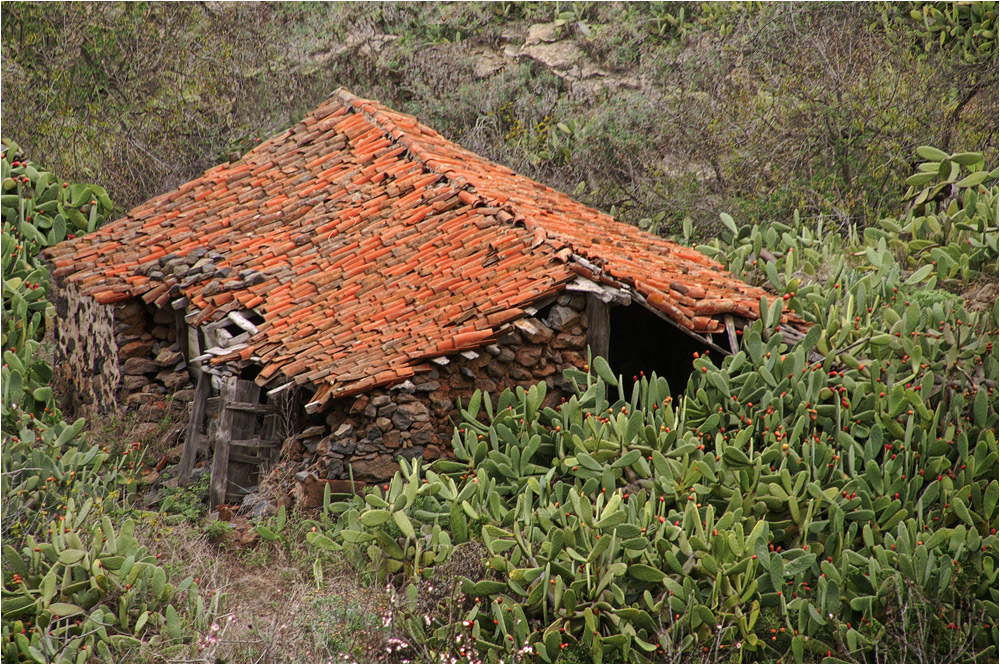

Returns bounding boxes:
[724,314,739,355]
[228,438,282,448]
[209,375,237,509]
[226,379,262,502]
[229,452,269,465]
[178,372,210,485]
[225,400,278,414]
[586,294,610,360]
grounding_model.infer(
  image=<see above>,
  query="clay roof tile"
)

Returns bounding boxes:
[45,88,800,400]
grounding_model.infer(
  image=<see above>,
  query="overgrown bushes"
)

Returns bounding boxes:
[1,144,204,663]
[3,2,996,228]
[310,149,998,663]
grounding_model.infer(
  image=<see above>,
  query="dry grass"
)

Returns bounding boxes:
[134,519,395,663]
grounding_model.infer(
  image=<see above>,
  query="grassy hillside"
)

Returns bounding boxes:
[2,1,997,232]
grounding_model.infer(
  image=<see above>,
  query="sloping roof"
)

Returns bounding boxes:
[46,89,786,409]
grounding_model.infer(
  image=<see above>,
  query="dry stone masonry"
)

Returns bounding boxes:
[52,284,193,426]
[268,294,589,505]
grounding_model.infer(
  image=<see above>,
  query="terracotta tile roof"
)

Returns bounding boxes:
[46,89,794,409]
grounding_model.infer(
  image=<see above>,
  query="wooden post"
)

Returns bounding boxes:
[209,375,237,510]
[226,380,262,500]
[724,314,739,355]
[586,294,610,360]
[178,372,210,484]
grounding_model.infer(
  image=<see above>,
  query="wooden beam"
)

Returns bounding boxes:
[724,315,739,355]
[209,375,237,510]
[226,379,263,502]
[228,438,282,448]
[178,372,210,485]
[229,452,270,465]
[586,294,610,360]
[225,401,278,414]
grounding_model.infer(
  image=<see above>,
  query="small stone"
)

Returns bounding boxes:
[370,395,391,407]
[515,346,542,367]
[356,441,379,454]
[414,380,440,392]
[510,365,533,380]
[546,305,580,331]
[173,388,196,402]
[497,347,515,363]
[352,454,399,481]
[391,409,413,430]
[552,333,586,350]
[331,438,356,455]
[377,403,397,417]
[430,397,451,415]
[350,394,369,414]
[326,457,345,479]
[123,357,158,375]
[397,402,429,420]
[364,404,377,418]
[460,366,475,379]
[202,279,222,297]
[422,444,443,460]
[498,331,520,345]
[410,422,435,446]
[396,447,422,462]
[251,499,277,518]
[383,431,401,448]
[334,423,354,439]
[122,375,150,391]
[376,417,392,432]
[391,380,416,394]
[155,347,183,367]
[120,340,154,359]
[520,319,554,343]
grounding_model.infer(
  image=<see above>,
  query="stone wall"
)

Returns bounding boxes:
[115,301,193,424]
[52,284,194,424]
[271,293,590,499]
[51,281,120,420]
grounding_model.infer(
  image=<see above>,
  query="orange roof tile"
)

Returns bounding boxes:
[45,88,798,406]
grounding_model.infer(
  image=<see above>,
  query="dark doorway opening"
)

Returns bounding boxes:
[606,303,723,396]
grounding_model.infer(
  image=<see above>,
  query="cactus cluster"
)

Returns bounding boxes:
[311,147,998,663]
[2,144,204,663]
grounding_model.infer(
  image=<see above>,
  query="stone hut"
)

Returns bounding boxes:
[44,89,796,507]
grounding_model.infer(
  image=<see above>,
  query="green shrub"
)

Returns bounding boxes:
[308,148,998,663]
[1,144,206,663]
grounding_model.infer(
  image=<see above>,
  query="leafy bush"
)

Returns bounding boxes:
[308,148,997,663]
[1,144,205,663]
